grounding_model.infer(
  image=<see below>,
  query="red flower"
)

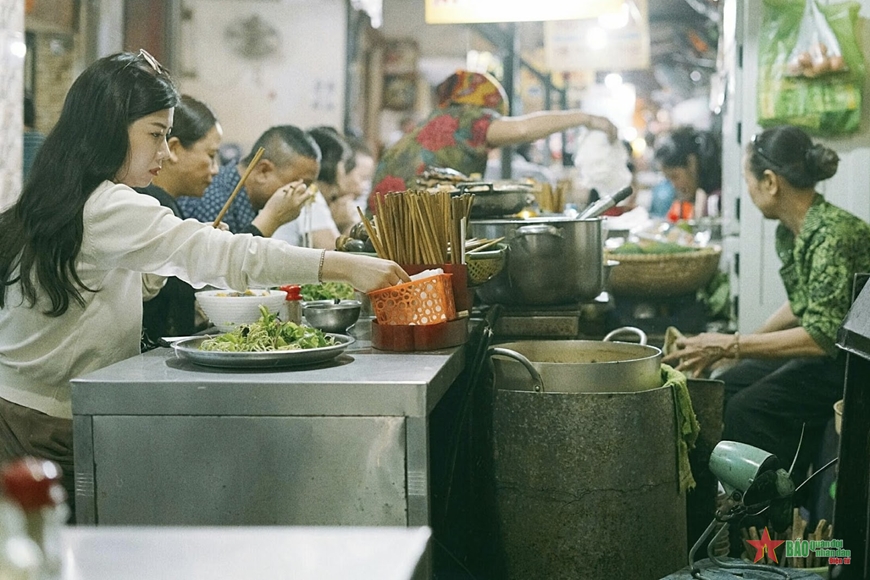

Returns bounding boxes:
[470,117,490,147]
[370,177,408,213]
[373,175,407,195]
[416,115,459,151]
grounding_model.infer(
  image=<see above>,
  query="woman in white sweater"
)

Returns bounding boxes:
[0,50,408,517]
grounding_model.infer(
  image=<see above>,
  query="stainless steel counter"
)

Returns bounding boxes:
[72,341,463,417]
[60,525,431,580]
[71,324,465,548]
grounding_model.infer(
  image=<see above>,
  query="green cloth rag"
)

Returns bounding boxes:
[663,364,700,494]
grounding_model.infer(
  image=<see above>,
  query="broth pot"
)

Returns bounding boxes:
[488,327,682,580]
[488,327,663,393]
[469,216,603,305]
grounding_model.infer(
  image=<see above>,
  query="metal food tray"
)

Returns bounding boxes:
[172,334,354,369]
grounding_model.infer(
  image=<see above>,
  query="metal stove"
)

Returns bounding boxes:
[477,290,713,347]
[477,292,614,340]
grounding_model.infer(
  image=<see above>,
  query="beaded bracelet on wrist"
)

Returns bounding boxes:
[317,249,326,283]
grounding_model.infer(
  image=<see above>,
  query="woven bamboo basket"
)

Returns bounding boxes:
[605,246,722,297]
[465,244,507,286]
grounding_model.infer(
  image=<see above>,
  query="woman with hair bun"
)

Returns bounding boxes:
[664,125,870,479]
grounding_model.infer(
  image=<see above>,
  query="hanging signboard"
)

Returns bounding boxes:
[425,0,622,24]
[544,0,650,72]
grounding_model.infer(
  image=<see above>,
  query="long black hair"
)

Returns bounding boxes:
[172,94,218,148]
[746,125,838,189]
[0,51,179,315]
[308,126,351,185]
[654,126,722,194]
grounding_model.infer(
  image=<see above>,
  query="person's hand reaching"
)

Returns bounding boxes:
[588,114,619,142]
[321,251,410,293]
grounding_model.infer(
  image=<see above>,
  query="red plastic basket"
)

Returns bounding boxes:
[368,273,456,326]
[401,263,473,313]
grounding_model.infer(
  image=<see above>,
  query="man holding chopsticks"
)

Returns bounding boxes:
[178,125,320,237]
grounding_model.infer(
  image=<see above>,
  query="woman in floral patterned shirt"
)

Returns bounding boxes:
[664,125,870,479]
[370,70,616,212]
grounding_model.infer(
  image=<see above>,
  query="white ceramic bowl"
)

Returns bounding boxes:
[195,289,287,332]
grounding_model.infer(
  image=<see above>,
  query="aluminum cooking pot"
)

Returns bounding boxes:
[488,327,663,394]
[469,216,603,305]
[456,181,535,218]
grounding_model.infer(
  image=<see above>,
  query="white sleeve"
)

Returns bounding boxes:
[272,220,301,246]
[141,273,167,301]
[271,192,339,247]
[80,182,322,289]
[307,193,340,233]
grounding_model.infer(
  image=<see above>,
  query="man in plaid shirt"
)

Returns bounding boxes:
[178,125,321,236]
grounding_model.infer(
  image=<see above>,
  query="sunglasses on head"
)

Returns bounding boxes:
[137,48,169,78]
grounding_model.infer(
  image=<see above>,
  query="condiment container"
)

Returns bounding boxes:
[279,284,303,324]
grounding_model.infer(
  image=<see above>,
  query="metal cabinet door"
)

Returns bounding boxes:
[89,415,407,526]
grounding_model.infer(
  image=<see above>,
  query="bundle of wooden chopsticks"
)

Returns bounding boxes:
[536,182,566,214]
[464,237,505,253]
[738,509,834,567]
[356,189,476,265]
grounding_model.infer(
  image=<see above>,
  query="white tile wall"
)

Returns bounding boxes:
[0,0,24,210]
[179,0,347,152]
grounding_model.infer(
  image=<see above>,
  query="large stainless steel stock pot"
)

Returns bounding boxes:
[488,326,663,394]
[469,216,603,305]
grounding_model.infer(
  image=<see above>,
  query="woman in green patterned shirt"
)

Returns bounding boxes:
[664,125,870,479]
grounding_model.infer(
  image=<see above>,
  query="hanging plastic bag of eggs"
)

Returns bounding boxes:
[786,42,847,78]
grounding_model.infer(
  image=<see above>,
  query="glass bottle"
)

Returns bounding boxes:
[0,498,42,580]
[1,458,68,580]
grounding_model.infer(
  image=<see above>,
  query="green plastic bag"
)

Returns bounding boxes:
[758,0,865,135]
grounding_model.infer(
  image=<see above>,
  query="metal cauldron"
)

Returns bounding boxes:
[489,327,661,393]
[470,216,603,306]
[486,327,685,580]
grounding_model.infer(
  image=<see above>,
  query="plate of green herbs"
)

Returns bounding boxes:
[173,306,354,369]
